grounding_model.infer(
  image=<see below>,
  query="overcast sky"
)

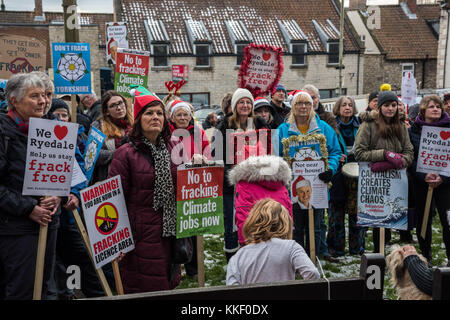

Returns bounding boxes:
[1,0,408,13]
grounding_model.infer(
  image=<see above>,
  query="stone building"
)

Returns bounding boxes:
[118,0,364,107]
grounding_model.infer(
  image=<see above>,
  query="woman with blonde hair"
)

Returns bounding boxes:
[226,198,319,285]
[91,90,133,184]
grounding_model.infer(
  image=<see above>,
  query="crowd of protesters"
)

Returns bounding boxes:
[0,71,449,300]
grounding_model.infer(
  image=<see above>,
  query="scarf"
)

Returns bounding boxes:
[414,113,450,128]
[336,116,359,147]
[141,136,177,237]
[8,109,29,135]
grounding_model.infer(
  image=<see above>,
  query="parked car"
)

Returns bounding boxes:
[194,107,221,124]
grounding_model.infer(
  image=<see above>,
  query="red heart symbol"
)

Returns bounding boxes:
[54,125,68,140]
[440,131,450,140]
[262,53,271,61]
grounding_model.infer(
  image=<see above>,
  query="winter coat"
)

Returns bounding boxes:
[270,101,291,128]
[408,113,450,185]
[108,138,181,294]
[277,114,342,175]
[317,102,338,135]
[228,155,293,245]
[0,114,60,235]
[87,100,102,122]
[354,110,414,166]
[169,120,211,163]
[214,114,271,195]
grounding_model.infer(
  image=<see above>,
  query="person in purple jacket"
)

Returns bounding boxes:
[108,94,181,293]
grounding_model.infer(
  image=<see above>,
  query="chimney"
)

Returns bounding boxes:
[349,0,367,11]
[405,0,417,14]
[34,0,45,21]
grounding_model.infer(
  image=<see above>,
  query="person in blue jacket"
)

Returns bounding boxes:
[277,90,342,263]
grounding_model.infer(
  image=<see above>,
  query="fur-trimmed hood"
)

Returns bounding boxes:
[228,155,292,186]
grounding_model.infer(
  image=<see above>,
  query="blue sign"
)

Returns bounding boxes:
[52,43,91,94]
[83,126,106,183]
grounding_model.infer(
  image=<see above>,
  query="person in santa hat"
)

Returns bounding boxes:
[292,175,313,210]
[108,94,181,293]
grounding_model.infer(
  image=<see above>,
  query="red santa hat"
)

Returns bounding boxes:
[292,175,311,197]
[133,94,162,120]
[288,90,313,106]
[168,99,192,117]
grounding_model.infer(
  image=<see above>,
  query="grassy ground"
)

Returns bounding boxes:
[176,211,448,300]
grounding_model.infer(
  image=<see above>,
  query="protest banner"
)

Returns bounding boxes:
[115,48,150,98]
[106,22,129,65]
[401,71,417,108]
[176,163,224,287]
[83,126,106,183]
[238,43,283,97]
[23,118,78,197]
[80,175,135,270]
[357,162,408,254]
[281,133,330,263]
[415,126,450,238]
[52,43,91,94]
[0,34,46,79]
[172,65,188,83]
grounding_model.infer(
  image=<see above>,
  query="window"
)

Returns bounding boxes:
[236,44,247,66]
[195,44,210,67]
[153,44,168,67]
[292,43,307,66]
[319,88,347,99]
[328,42,339,65]
[360,34,366,44]
[179,93,210,108]
[402,63,414,77]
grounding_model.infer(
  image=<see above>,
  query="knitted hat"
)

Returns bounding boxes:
[377,91,398,108]
[169,99,192,117]
[50,99,71,121]
[253,97,272,112]
[292,175,311,197]
[380,83,392,91]
[133,94,162,120]
[288,90,313,106]
[368,91,378,103]
[272,83,287,96]
[231,88,254,112]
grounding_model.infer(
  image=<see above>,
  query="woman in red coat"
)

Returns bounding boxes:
[108,94,181,293]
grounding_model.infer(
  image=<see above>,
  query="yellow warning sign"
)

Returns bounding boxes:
[95,202,119,235]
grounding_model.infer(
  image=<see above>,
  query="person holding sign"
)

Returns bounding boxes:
[408,95,450,266]
[354,91,414,254]
[0,73,60,299]
[91,90,133,184]
[108,94,181,293]
[226,198,319,285]
[277,90,341,263]
[214,88,270,262]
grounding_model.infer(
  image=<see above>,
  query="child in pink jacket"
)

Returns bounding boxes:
[228,155,293,246]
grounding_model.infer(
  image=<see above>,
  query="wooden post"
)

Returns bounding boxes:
[197,235,205,287]
[379,228,385,256]
[421,186,434,239]
[72,209,113,296]
[112,260,124,295]
[308,208,316,264]
[33,224,48,300]
[70,94,77,124]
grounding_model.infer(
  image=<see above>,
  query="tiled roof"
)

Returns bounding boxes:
[119,0,360,55]
[0,10,114,46]
[369,4,439,60]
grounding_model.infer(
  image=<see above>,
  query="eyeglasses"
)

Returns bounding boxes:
[108,101,125,110]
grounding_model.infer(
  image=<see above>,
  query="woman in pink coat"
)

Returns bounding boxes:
[228,155,293,246]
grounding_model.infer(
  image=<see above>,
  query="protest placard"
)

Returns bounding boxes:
[106,22,129,65]
[238,43,283,97]
[115,48,150,98]
[176,164,224,238]
[291,161,328,209]
[401,71,417,107]
[357,162,408,230]
[52,43,91,94]
[0,34,47,79]
[80,175,135,269]
[22,118,78,197]
[83,126,106,183]
[416,126,450,177]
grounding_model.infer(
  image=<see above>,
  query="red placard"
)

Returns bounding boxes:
[238,43,284,97]
[172,64,188,82]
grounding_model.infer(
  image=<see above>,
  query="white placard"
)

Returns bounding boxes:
[416,126,450,177]
[291,160,328,209]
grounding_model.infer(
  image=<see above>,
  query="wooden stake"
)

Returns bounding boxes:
[112,260,124,295]
[380,228,385,256]
[308,208,316,264]
[420,186,434,239]
[33,224,48,300]
[72,209,113,296]
[197,235,205,287]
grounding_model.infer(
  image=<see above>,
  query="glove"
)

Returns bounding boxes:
[318,169,333,183]
[370,161,396,172]
[385,151,404,169]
